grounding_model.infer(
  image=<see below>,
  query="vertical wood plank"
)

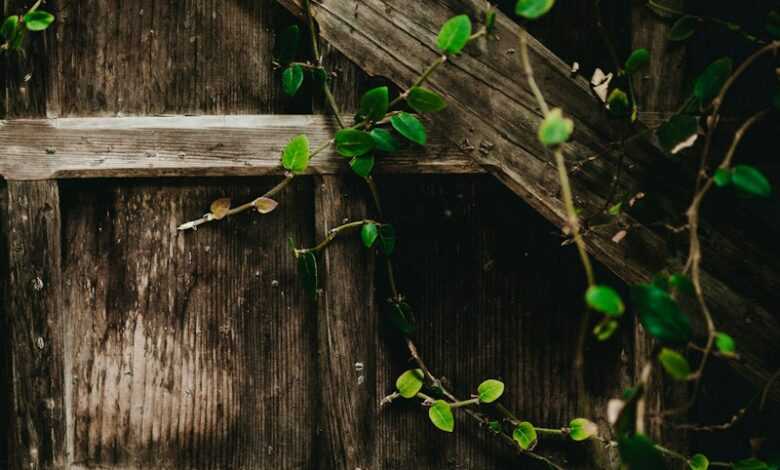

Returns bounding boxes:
[5,181,68,469]
[0,180,10,469]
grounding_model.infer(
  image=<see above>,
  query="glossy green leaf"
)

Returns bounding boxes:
[569,418,598,441]
[668,15,698,41]
[632,283,692,344]
[275,24,300,64]
[361,223,379,248]
[350,154,375,177]
[607,88,630,117]
[407,87,448,113]
[624,48,650,75]
[436,15,472,55]
[512,422,537,450]
[359,86,389,122]
[391,112,427,145]
[694,57,733,104]
[658,348,691,380]
[282,64,304,96]
[1,15,19,40]
[23,10,54,31]
[395,369,424,398]
[586,285,625,317]
[767,10,780,39]
[477,379,505,403]
[618,434,666,470]
[389,300,415,334]
[515,0,555,19]
[428,400,455,432]
[593,318,619,341]
[297,251,318,299]
[668,273,694,295]
[715,332,736,355]
[731,165,771,197]
[378,224,396,256]
[657,114,699,154]
[335,129,376,157]
[714,168,732,187]
[538,108,573,146]
[733,459,769,470]
[688,453,709,470]
[281,134,310,173]
[488,420,502,433]
[370,128,400,153]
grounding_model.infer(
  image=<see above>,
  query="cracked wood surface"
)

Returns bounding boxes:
[275,0,780,398]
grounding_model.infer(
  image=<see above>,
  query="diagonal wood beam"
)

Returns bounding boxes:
[0,115,481,180]
[276,0,780,398]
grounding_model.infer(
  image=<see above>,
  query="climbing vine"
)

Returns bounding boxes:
[179,0,780,468]
[0,0,54,54]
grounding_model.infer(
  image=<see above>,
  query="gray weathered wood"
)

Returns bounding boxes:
[0,115,479,180]
[275,0,780,397]
[5,181,68,469]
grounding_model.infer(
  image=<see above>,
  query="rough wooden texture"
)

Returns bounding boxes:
[0,115,479,180]
[276,0,780,397]
[60,178,318,469]
[5,181,68,469]
[0,181,9,468]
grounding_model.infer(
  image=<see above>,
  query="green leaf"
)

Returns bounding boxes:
[657,114,699,154]
[407,87,448,113]
[668,15,698,41]
[647,0,684,18]
[689,453,709,470]
[624,48,650,75]
[395,369,424,398]
[297,251,318,299]
[359,86,389,122]
[694,57,733,104]
[767,10,780,39]
[668,273,694,296]
[632,283,692,344]
[538,108,573,146]
[713,168,732,187]
[515,0,556,19]
[731,165,771,197]
[586,285,625,317]
[512,422,537,450]
[436,15,472,55]
[350,154,375,177]
[569,418,598,441]
[618,434,666,470]
[361,223,379,248]
[282,64,304,96]
[593,318,619,341]
[389,300,415,334]
[488,420,502,433]
[275,25,300,64]
[658,348,691,380]
[335,129,376,157]
[715,332,736,355]
[733,459,769,470]
[428,400,455,432]
[607,88,630,117]
[281,134,310,173]
[370,128,400,153]
[391,112,427,145]
[477,379,505,403]
[1,15,19,40]
[378,224,396,256]
[485,10,497,33]
[23,10,54,31]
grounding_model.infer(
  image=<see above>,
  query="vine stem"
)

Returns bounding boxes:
[295,219,380,254]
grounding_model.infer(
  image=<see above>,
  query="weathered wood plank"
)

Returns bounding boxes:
[0,115,480,180]
[275,0,780,398]
[5,181,68,469]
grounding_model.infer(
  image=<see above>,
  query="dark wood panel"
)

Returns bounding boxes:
[60,177,318,469]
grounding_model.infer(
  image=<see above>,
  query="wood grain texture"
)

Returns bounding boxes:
[5,181,68,469]
[0,115,480,180]
[275,0,780,398]
[60,178,318,469]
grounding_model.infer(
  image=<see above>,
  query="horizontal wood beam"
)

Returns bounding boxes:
[0,115,482,180]
[276,0,780,398]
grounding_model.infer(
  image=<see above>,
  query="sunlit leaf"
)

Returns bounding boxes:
[513,422,537,450]
[515,0,555,20]
[407,87,448,113]
[335,129,376,157]
[569,418,598,441]
[437,15,472,55]
[1,15,19,40]
[688,453,709,470]
[23,10,54,31]
[607,88,630,117]
[359,86,389,122]
[391,112,427,145]
[361,223,379,248]
[429,400,455,432]
[538,108,573,146]
[586,285,625,317]
[477,379,505,403]
[594,318,619,341]
[658,348,691,380]
[281,134,310,173]
[714,168,732,187]
[396,369,424,398]
[210,198,231,220]
[715,332,736,355]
